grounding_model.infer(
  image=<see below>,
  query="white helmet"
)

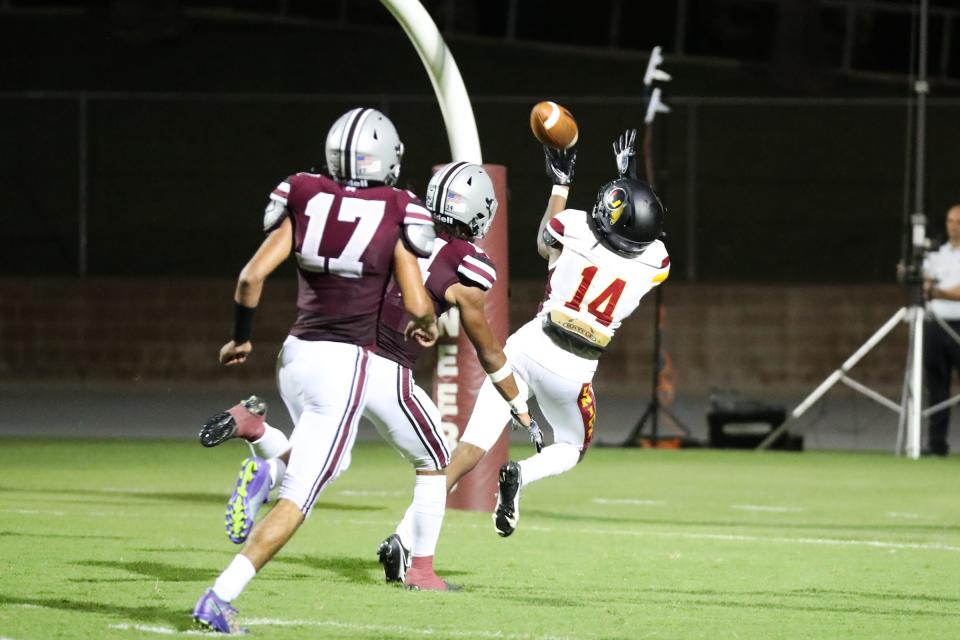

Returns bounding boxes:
[425,162,499,239]
[324,108,404,186]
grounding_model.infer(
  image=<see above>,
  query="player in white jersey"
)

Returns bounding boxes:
[445,131,670,537]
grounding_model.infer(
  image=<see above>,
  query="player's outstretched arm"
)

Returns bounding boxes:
[537,146,576,262]
[394,239,439,347]
[220,217,293,366]
[447,283,532,420]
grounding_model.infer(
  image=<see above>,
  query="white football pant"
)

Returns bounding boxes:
[276,336,370,517]
[461,319,597,456]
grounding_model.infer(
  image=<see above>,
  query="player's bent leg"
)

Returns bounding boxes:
[494,460,522,537]
[225,456,272,544]
[445,442,486,492]
[199,395,268,447]
[516,442,581,486]
[193,587,246,634]
[240,498,305,569]
[194,499,304,633]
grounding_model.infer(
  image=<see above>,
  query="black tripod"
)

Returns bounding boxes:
[622,284,692,446]
[621,48,692,447]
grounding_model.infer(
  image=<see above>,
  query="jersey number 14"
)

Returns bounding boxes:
[564,266,626,327]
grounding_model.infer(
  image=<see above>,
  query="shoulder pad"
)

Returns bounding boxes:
[402,222,436,258]
[456,246,497,290]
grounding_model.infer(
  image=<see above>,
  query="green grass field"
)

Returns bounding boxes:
[0,440,957,639]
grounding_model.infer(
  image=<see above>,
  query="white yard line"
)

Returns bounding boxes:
[337,490,406,497]
[593,498,663,506]
[885,512,927,519]
[110,620,587,640]
[731,505,803,513]
[0,509,64,516]
[521,525,960,553]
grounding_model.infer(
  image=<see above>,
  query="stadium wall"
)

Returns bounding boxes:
[0,278,911,396]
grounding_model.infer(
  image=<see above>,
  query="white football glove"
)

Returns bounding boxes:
[612,129,637,178]
[511,411,543,453]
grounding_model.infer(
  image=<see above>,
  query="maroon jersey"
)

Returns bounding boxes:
[376,231,497,369]
[268,172,433,346]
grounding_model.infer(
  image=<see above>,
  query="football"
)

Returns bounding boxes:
[529,101,579,150]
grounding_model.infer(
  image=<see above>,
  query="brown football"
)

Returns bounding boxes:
[529,101,579,150]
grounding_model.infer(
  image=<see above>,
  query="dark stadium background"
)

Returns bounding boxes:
[2,0,959,452]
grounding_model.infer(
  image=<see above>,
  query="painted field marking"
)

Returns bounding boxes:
[593,498,663,506]
[337,490,405,497]
[885,512,928,519]
[521,526,960,553]
[731,504,803,513]
[110,619,589,640]
[1,509,64,516]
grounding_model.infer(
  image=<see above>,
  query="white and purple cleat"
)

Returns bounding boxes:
[192,588,246,634]
[226,457,271,544]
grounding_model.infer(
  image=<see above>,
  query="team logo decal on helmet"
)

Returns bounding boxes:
[604,187,627,224]
[588,177,665,257]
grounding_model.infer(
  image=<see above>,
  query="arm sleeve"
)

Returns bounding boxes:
[544,211,568,246]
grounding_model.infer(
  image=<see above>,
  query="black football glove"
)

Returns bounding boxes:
[612,128,638,179]
[544,146,576,186]
[511,410,544,453]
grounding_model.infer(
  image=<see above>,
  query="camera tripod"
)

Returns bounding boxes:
[757,279,960,458]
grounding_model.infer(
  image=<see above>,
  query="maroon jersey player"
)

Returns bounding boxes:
[192,108,437,633]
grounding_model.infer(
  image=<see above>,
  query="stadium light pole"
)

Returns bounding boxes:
[380,0,511,510]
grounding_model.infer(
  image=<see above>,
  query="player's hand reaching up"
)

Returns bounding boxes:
[544,146,576,186]
[613,128,638,178]
[220,340,252,366]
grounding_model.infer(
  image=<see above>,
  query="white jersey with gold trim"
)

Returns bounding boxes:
[538,208,669,349]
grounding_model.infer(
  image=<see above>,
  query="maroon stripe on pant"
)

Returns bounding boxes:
[301,348,370,514]
[402,368,450,468]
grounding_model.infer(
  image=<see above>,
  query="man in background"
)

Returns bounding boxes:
[923,204,960,457]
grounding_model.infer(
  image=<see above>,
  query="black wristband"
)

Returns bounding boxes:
[233,303,256,344]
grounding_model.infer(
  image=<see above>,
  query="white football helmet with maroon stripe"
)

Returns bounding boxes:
[325,108,404,186]
[425,162,498,239]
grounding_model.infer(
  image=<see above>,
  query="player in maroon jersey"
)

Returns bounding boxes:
[193,107,438,633]
[370,161,538,589]
[197,162,539,593]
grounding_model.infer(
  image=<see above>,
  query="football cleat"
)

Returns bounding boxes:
[192,588,247,634]
[226,457,271,544]
[199,396,268,447]
[494,461,522,537]
[404,566,460,592]
[376,533,411,583]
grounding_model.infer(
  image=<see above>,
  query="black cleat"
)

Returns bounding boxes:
[377,533,411,583]
[198,396,267,448]
[494,461,522,537]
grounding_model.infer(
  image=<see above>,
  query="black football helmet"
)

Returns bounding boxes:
[587,178,664,256]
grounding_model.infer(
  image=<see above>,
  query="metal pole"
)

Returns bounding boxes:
[914,0,928,216]
[941,16,953,79]
[674,0,687,55]
[842,0,858,71]
[78,96,88,276]
[608,0,622,48]
[685,102,698,280]
[505,0,518,40]
[907,308,924,458]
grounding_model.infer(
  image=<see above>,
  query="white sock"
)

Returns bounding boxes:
[517,443,580,487]
[250,422,289,460]
[410,474,447,558]
[266,458,287,490]
[395,504,415,551]
[212,554,257,602]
